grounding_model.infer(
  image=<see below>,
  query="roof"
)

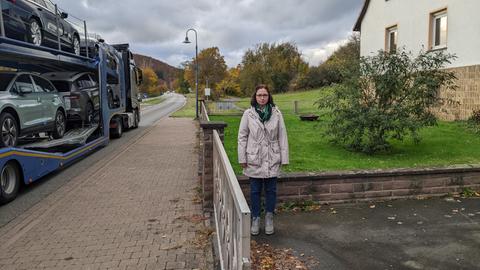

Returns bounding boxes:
[353,0,370,31]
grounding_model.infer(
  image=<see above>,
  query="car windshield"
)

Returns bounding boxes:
[50,81,71,92]
[0,74,15,90]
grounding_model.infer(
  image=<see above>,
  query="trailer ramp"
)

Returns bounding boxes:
[21,124,99,150]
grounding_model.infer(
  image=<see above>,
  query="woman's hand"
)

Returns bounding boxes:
[240,163,247,169]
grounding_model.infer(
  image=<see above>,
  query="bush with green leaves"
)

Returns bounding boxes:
[317,49,457,154]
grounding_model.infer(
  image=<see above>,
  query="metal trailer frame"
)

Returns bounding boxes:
[0,30,124,187]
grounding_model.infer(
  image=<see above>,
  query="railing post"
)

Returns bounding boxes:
[0,0,5,37]
[84,21,88,58]
[55,4,61,51]
[199,121,227,209]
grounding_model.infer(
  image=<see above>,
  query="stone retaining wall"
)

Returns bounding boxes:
[238,166,480,203]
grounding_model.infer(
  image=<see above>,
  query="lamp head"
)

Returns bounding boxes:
[183,36,191,44]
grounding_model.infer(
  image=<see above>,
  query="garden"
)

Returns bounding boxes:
[210,87,480,175]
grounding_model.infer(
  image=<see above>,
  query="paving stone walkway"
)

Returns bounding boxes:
[0,118,213,270]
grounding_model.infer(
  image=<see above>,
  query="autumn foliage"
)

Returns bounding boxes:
[177,35,360,98]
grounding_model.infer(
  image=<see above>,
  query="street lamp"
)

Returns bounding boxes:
[183,28,199,119]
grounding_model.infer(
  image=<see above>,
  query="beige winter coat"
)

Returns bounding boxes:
[238,106,289,178]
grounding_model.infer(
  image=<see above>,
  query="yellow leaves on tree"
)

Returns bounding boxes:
[184,47,227,99]
[140,67,165,96]
[217,65,242,97]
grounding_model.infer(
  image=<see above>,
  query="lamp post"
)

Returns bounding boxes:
[183,28,199,119]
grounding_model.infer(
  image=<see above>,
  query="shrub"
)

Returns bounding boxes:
[317,48,457,154]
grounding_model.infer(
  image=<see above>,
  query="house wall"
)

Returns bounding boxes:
[359,0,480,119]
[360,0,480,69]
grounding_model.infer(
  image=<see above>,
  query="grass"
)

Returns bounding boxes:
[210,87,480,174]
[142,96,166,105]
[171,93,196,118]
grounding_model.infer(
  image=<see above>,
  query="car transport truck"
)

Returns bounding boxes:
[0,0,143,204]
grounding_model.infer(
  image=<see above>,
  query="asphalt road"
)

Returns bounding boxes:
[0,93,186,228]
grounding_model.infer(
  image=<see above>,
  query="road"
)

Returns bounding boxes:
[0,93,186,228]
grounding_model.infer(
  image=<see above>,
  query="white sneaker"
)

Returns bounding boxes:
[251,217,260,236]
[265,212,274,235]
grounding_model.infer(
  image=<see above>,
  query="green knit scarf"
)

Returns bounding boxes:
[255,103,272,123]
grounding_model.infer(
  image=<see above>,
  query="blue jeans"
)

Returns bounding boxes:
[250,177,277,218]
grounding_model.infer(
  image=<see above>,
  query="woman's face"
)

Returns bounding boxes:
[255,88,269,106]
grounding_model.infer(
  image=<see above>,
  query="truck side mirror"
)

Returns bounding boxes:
[60,12,68,19]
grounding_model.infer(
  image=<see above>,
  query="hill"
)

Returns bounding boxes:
[133,54,179,88]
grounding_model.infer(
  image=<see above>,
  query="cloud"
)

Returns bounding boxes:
[59,0,363,67]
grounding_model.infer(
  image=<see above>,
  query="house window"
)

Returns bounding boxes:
[386,26,397,53]
[431,10,447,49]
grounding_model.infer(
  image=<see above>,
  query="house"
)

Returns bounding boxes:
[353,0,480,120]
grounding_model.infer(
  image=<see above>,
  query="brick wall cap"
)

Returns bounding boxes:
[200,121,228,129]
[237,164,480,182]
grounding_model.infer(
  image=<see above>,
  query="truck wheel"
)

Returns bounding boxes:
[110,118,123,138]
[0,161,21,205]
[52,110,66,139]
[0,112,19,147]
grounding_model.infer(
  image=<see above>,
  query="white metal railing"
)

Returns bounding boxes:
[200,101,251,269]
[200,101,210,121]
[213,130,251,270]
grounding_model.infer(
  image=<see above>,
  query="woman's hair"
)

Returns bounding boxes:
[250,84,275,107]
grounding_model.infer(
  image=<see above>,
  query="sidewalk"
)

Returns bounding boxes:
[0,118,213,270]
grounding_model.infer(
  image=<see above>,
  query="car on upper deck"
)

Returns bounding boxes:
[1,0,81,54]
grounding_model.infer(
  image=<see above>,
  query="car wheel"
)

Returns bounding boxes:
[85,102,94,124]
[72,35,80,55]
[0,112,18,148]
[28,19,42,46]
[52,110,66,139]
[0,161,21,205]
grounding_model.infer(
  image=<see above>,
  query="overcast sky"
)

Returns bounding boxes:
[60,0,363,68]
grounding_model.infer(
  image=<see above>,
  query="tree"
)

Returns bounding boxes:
[239,42,307,95]
[317,48,457,154]
[139,67,161,96]
[173,62,191,94]
[184,47,227,99]
[299,34,360,90]
[217,65,242,97]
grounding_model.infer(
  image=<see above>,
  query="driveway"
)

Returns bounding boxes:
[255,197,480,270]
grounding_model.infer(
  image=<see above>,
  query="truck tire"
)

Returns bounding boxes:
[110,118,123,138]
[0,161,21,205]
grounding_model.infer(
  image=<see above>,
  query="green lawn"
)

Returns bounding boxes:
[210,87,480,174]
[142,96,166,105]
[171,93,196,118]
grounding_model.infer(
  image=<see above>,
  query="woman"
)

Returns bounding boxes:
[238,84,289,235]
